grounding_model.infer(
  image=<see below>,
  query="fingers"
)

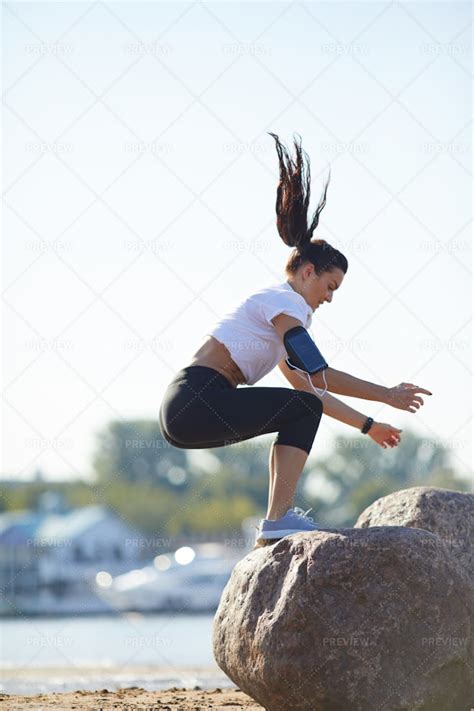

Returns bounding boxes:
[373,425,403,448]
[407,397,423,412]
[402,383,433,396]
[380,437,398,448]
[383,427,402,448]
[406,390,434,412]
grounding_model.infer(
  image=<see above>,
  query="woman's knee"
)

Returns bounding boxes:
[295,390,324,419]
[159,403,187,447]
[297,392,323,448]
[274,391,323,453]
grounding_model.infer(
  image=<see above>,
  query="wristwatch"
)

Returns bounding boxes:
[361,416,374,434]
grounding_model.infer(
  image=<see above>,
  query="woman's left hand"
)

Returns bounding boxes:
[385,382,432,412]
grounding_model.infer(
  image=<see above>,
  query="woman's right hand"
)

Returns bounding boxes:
[367,422,403,449]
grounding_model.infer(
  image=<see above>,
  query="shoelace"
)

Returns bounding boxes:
[292,506,315,523]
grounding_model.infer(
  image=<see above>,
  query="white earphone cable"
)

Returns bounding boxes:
[301,323,328,397]
[291,363,328,398]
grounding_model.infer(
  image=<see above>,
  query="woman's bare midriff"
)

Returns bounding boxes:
[187,336,247,388]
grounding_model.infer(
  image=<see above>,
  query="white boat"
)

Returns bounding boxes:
[92,542,244,613]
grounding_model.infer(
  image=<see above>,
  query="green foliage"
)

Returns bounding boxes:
[92,419,190,487]
[0,478,256,539]
[1,481,86,513]
[304,429,470,526]
[348,478,395,518]
[193,442,270,510]
[2,425,469,538]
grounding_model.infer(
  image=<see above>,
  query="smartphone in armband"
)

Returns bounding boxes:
[284,326,328,375]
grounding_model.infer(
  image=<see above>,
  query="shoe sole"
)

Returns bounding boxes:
[258,527,319,539]
[253,530,320,549]
[253,539,271,549]
[253,533,289,549]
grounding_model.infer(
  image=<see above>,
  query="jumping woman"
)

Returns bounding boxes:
[158,132,432,547]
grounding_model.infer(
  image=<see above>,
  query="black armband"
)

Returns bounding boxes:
[283,326,328,375]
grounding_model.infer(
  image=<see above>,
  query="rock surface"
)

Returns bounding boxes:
[355,486,474,583]
[213,525,473,710]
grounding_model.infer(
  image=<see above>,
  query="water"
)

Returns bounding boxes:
[0,613,235,695]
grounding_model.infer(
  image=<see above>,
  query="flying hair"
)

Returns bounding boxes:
[268,131,348,278]
[268,131,330,251]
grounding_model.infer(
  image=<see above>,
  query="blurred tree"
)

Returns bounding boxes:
[92,420,191,487]
[2,427,469,540]
[1,481,59,512]
[303,428,470,526]
[189,437,273,511]
[69,480,255,538]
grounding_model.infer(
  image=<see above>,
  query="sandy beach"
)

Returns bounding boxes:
[0,686,264,709]
[0,665,263,709]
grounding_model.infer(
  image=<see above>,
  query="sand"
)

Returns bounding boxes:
[0,686,264,709]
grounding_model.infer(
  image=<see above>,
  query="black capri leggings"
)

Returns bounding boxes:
[158,365,323,455]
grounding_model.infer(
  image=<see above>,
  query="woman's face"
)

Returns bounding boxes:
[290,264,345,311]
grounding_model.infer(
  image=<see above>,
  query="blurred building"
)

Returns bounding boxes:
[0,493,141,615]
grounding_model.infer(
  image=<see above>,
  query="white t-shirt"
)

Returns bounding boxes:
[205,281,314,386]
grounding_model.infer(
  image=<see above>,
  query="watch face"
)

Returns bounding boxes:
[362,418,373,433]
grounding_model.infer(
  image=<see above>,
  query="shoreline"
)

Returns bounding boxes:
[0,666,265,709]
[0,687,264,709]
[0,665,236,696]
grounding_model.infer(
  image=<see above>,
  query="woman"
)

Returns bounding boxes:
[158,133,432,546]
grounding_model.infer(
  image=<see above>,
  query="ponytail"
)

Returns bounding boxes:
[269,131,348,277]
[268,131,330,250]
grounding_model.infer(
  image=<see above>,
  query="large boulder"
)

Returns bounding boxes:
[213,526,473,710]
[355,486,474,583]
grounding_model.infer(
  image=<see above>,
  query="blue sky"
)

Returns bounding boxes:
[2,1,472,482]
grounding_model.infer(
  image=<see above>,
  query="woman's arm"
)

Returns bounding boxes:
[271,314,389,402]
[317,390,367,429]
[279,360,431,411]
[278,357,386,401]
[317,366,389,402]
[278,361,403,447]
[272,314,431,415]
[283,371,402,448]
[277,359,369,427]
